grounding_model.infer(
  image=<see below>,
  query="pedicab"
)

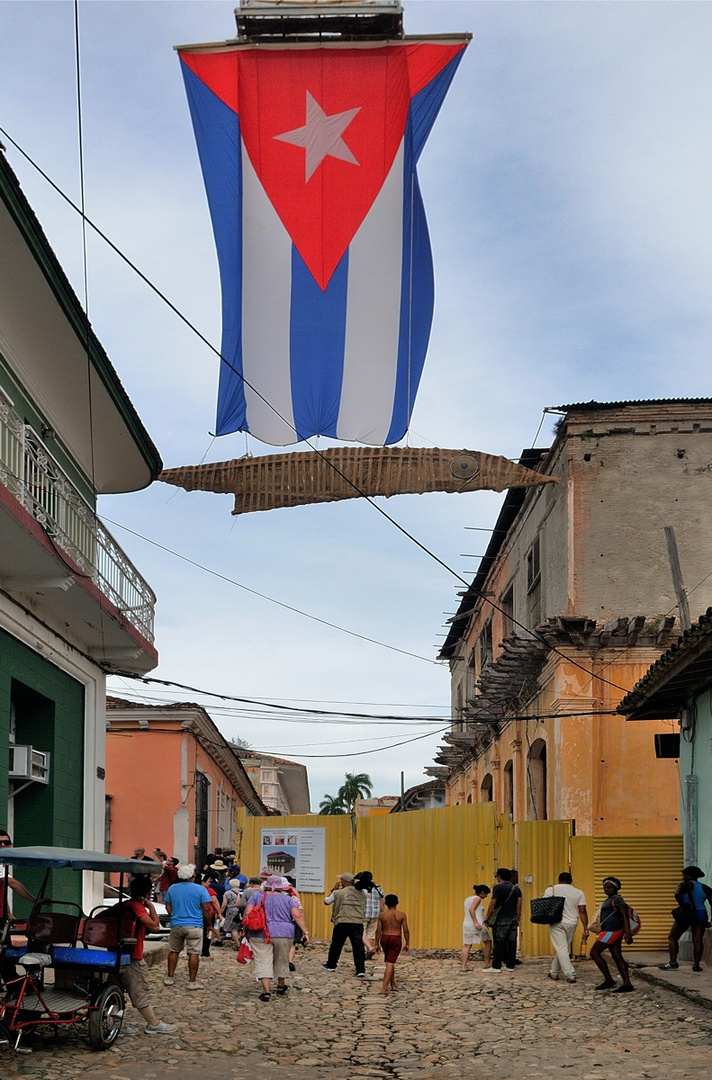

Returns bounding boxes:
[0,846,159,1053]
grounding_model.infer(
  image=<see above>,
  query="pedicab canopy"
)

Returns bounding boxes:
[0,846,161,875]
[177,1,470,446]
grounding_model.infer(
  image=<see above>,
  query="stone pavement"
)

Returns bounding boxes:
[3,945,712,1079]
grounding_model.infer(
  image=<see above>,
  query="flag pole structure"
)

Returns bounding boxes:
[169,5,557,514]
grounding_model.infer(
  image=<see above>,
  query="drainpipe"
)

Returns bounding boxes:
[683,774,698,865]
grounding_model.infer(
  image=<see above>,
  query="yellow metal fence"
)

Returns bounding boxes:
[236,808,681,955]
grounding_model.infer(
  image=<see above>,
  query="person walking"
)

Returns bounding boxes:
[374,894,409,995]
[461,884,491,971]
[544,872,588,984]
[221,877,244,948]
[323,872,367,976]
[660,865,712,973]
[355,870,385,960]
[484,868,522,973]
[117,875,178,1034]
[242,875,309,1002]
[163,865,214,990]
[589,876,634,992]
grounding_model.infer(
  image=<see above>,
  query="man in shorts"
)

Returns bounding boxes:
[164,865,213,990]
[374,894,409,995]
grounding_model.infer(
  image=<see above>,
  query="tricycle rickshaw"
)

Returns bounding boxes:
[0,846,158,1053]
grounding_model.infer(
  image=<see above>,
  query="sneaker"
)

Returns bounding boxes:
[355,971,365,977]
[186,981,204,991]
[505,966,516,971]
[322,964,337,971]
[145,1022,179,1035]
[659,962,679,970]
[163,976,175,986]
[118,1025,139,1036]
[481,967,495,972]
[612,985,635,993]
[484,967,501,973]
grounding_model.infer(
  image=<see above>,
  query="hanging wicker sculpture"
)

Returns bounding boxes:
[158,447,557,516]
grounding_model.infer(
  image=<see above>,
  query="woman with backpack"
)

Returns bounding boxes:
[242,875,309,1001]
[589,876,635,992]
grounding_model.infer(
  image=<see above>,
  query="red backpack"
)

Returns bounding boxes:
[242,896,270,942]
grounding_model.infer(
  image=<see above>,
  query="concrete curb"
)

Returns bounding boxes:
[632,965,712,1011]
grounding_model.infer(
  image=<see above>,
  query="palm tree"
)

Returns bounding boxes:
[319,793,346,815]
[337,772,373,814]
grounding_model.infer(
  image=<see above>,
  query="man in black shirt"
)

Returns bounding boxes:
[484,868,522,972]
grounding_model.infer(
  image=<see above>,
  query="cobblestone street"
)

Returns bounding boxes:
[3,947,712,1080]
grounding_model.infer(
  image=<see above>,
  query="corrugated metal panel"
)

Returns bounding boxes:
[592,835,683,951]
[571,835,595,957]
[237,811,354,941]
[516,820,572,957]
[356,802,498,948]
[498,814,516,870]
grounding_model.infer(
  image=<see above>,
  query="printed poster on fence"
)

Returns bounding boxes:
[260,827,326,892]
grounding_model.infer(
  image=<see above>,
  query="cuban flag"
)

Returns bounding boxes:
[179,40,468,445]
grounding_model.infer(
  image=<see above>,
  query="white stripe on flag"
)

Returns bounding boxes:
[337,142,405,445]
[241,147,296,445]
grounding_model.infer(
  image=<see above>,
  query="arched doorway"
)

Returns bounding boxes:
[528,739,547,820]
[481,773,493,802]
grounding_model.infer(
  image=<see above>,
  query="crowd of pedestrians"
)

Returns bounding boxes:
[107,844,712,1031]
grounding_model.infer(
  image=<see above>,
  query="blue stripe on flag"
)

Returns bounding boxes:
[181,63,246,438]
[410,52,467,165]
[385,111,434,446]
[289,246,349,441]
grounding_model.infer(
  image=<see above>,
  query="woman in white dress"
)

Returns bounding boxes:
[462,885,492,970]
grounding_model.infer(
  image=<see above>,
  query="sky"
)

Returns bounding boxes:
[1,1,711,810]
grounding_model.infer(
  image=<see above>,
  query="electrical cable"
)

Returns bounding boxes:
[101,516,438,666]
[108,669,617,725]
[0,127,649,698]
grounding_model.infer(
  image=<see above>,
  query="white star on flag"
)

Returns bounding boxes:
[274,91,361,182]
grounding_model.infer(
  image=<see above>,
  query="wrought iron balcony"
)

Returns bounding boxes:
[0,393,155,645]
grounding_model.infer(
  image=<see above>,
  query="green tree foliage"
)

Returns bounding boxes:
[337,772,373,813]
[318,793,347,815]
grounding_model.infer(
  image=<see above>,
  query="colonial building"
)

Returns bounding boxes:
[0,152,161,904]
[233,747,310,816]
[433,399,712,835]
[105,699,268,869]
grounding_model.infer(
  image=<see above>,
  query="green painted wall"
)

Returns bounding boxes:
[0,627,84,909]
[680,686,712,881]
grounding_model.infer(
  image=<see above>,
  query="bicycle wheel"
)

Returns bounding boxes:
[87,981,124,1050]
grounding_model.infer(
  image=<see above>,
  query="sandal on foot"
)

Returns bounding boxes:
[259,993,271,1002]
[276,986,288,995]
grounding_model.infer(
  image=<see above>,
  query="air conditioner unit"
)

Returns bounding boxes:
[9,745,50,784]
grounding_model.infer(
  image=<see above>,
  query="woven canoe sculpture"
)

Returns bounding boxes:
[158,448,556,516]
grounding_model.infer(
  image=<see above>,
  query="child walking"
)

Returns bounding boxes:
[374,894,410,995]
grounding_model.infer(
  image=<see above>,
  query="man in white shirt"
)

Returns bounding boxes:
[544,872,588,984]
